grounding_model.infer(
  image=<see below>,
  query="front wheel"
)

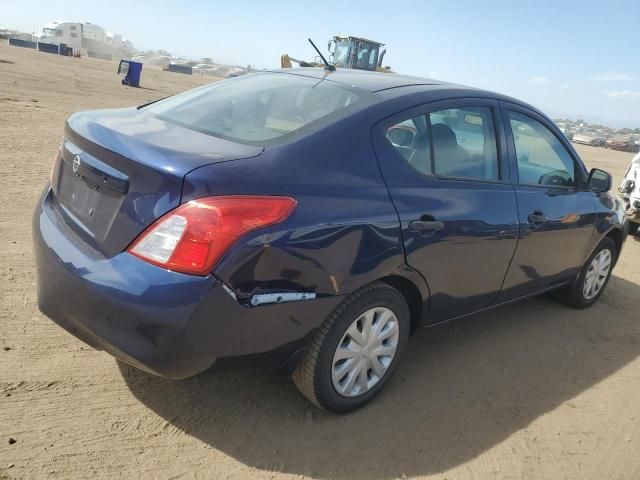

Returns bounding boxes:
[563,237,616,309]
[629,222,639,235]
[292,282,410,413]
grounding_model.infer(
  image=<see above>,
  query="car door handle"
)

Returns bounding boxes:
[528,212,547,224]
[408,220,445,232]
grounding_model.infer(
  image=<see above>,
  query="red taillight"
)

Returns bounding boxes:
[128,195,297,276]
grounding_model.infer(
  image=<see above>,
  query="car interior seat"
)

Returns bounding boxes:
[431,123,470,176]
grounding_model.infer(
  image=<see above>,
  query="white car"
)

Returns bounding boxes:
[620,152,640,235]
[573,131,599,146]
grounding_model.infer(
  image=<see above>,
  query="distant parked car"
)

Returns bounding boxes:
[606,135,638,152]
[191,63,212,71]
[593,131,606,146]
[573,131,603,147]
[227,69,248,78]
[555,123,575,141]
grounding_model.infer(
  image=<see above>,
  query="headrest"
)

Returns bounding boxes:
[432,123,458,150]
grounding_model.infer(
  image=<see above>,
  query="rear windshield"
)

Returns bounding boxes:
[144,73,362,143]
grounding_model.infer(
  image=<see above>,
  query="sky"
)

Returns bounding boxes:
[2,0,639,128]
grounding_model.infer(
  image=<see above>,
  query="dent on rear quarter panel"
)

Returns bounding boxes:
[181,112,415,301]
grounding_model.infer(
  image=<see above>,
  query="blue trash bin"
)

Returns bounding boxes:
[118,60,142,87]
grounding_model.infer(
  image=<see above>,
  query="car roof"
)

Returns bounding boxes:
[266,68,551,127]
[273,68,447,93]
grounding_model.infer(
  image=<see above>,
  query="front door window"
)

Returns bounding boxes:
[508,111,576,187]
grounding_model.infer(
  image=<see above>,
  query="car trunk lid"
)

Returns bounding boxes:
[51,107,263,257]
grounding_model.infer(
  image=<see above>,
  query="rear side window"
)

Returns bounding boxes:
[430,107,498,180]
[145,73,361,143]
[508,111,576,187]
[385,106,499,181]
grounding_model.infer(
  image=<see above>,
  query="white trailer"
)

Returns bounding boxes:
[40,21,83,50]
[38,21,134,58]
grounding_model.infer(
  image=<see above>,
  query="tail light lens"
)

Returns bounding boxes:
[128,195,296,276]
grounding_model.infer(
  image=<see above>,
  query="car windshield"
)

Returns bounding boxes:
[144,73,362,143]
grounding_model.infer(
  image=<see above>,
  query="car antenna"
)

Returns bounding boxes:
[308,38,335,72]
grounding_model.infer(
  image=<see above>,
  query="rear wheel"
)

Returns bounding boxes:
[292,282,410,413]
[563,237,616,309]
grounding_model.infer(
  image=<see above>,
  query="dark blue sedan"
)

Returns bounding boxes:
[34,69,626,412]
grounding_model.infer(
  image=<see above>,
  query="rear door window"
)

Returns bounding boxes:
[385,106,500,181]
[430,107,499,181]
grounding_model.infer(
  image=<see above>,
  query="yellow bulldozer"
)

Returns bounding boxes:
[281,35,393,73]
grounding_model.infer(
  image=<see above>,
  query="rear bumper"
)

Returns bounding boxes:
[34,188,343,379]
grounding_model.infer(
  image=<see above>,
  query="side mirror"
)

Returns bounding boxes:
[588,168,612,193]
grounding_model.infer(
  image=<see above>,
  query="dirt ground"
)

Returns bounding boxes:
[1,41,640,480]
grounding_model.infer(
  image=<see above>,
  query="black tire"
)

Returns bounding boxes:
[629,222,639,235]
[292,281,410,413]
[562,237,616,309]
